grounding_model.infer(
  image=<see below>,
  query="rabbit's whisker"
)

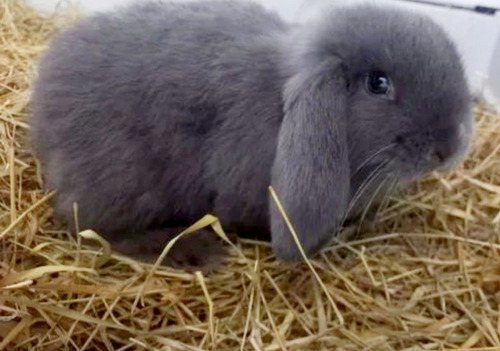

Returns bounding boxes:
[352,143,397,177]
[355,173,398,236]
[347,159,390,214]
[374,174,399,217]
[338,159,390,231]
[355,175,390,236]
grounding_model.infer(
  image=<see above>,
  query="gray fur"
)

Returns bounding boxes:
[29,0,473,262]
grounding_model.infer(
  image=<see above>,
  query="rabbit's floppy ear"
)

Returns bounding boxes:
[270,58,350,260]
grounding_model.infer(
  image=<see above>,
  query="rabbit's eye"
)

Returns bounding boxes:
[366,71,391,96]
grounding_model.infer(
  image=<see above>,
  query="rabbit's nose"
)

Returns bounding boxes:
[428,127,461,164]
[428,147,448,164]
[427,138,459,168]
[429,139,457,163]
[427,122,472,171]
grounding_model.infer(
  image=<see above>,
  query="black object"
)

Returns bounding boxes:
[395,0,498,15]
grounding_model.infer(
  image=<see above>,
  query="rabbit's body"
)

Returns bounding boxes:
[30,0,473,264]
[32,1,286,236]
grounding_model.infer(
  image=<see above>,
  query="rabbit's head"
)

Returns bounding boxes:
[270,4,473,260]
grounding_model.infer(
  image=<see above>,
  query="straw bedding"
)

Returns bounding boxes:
[1,1,500,350]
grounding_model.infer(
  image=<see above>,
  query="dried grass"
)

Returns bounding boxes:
[1,1,500,350]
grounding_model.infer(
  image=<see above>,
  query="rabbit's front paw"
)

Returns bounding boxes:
[163,229,228,274]
[111,227,228,274]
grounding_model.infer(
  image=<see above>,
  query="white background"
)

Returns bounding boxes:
[26,0,500,108]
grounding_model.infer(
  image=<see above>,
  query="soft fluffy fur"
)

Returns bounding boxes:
[29,0,473,263]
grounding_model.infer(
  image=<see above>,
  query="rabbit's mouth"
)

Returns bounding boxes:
[390,123,471,179]
[351,146,439,187]
[387,153,440,181]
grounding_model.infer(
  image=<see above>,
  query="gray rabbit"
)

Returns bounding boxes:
[29,0,473,269]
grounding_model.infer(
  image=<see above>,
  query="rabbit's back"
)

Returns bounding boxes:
[30,0,288,234]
